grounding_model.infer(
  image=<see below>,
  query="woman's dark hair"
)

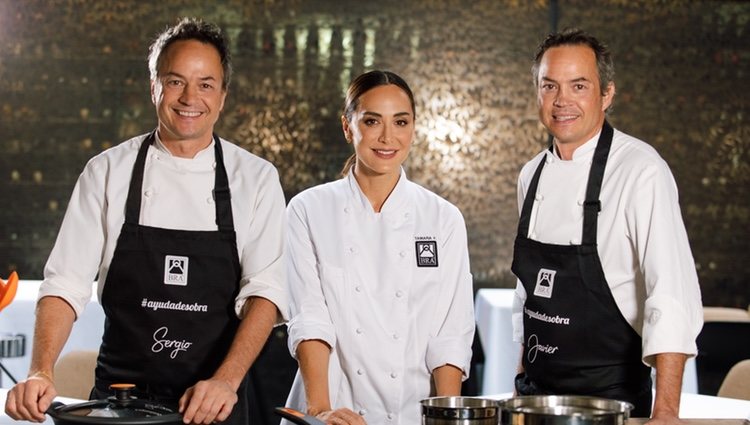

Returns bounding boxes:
[148,17,232,90]
[340,70,415,176]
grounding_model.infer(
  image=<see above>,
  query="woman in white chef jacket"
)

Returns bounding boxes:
[282,70,475,425]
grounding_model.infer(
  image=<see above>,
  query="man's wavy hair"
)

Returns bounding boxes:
[532,28,615,112]
[148,17,232,90]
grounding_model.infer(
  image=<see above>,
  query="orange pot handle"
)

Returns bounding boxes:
[0,271,19,312]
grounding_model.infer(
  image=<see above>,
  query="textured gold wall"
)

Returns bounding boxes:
[0,0,747,307]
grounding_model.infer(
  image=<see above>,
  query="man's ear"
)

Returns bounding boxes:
[150,80,157,105]
[602,81,616,111]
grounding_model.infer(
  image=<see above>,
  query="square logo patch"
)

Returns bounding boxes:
[415,241,438,267]
[164,255,189,286]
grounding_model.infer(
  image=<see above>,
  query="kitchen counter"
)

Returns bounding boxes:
[0,389,748,425]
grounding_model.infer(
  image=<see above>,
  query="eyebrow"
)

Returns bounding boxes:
[162,72,218,82]
[541,76,591,84]
[362,111,412,117]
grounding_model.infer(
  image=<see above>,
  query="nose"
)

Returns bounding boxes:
[378,124,393,143]
[179,84,197,104]
[553,86,570,107]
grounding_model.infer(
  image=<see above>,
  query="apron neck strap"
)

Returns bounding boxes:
[124,132,235,231]
[581,120,613,244]
[516,120,614,245]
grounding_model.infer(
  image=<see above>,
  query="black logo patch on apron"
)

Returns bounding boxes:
[164,255,189,285]
[415,240,438,267]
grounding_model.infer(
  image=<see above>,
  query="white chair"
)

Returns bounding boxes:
[53,350,98,400]
[717,359,750,401]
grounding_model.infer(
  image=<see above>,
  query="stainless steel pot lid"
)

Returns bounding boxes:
[47,384,183,425]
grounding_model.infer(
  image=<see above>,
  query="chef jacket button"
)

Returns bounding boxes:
[212,162,217,169]
[358,409,367,416]
[404,212,410,218]
[344,207,350,214]
[570,238,579,245]
[355,286,362,292]
[357,369,364,375]
[530,232,537,239]
[392,333,400,340]
[387,413,394,420]
[399,251,406,258]
[390,372,398,379]
[206,197,214,204]
[535,193,544,201]
[356,328,363,334]
[577,199,585,206]
[349,246,357,254]
[144,190,152,197]
[395,290,403,298]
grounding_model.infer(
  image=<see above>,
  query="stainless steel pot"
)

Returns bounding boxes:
[497,395,632,425]
[46,384,183,425]
[421,396,499,425]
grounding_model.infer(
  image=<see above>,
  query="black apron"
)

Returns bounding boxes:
[511,121,653,417]
[93,132,249,424]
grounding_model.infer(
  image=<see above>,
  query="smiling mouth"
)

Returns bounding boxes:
[373,149,397,158]
[176,110,202,117]
[552,114,578,123]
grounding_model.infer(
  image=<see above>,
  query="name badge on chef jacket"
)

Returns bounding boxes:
[533,268,555,298]
[164,255,189,286]
[415,240,438,267]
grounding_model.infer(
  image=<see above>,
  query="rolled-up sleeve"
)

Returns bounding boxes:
[40,158,107,318]
[425,206,475,378]
[284,197,337,358]
[628,160,703,366]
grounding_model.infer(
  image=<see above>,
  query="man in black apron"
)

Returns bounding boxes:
[5,18,283,425]
[512,29,702,422]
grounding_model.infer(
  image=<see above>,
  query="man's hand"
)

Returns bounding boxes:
[315,408,367,425]
[178,378,237,424]
[4,372,58,422]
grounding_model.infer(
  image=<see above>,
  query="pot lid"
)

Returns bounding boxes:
[48,384,183,424]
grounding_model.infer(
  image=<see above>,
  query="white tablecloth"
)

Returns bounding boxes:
[474,288,698,396]
[474,288,521,395]
[0,280,104,388]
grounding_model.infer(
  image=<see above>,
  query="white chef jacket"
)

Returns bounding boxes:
[283,169,475,425]
[39,132,288,321]
[511,128,703,367]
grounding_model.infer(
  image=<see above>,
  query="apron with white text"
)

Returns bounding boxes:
[95,132,249,424]
[511,121,652,417]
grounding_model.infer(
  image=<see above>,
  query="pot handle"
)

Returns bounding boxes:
[274,407,327,425]
[46,401,65,416]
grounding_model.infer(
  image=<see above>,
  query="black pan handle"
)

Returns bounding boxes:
[274,407,327,425]
[46,401,65,415]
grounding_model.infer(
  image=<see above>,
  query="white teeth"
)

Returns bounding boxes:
[375,150,395,154]
[555,115,576,121]
[177,110,201,117]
